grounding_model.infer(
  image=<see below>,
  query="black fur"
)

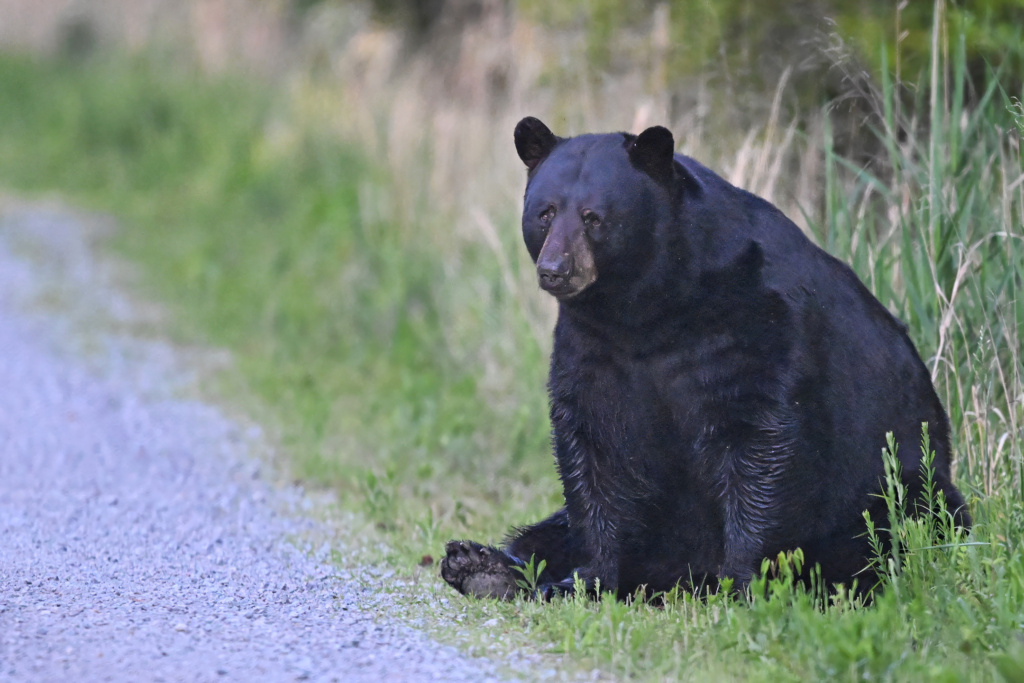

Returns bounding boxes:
[441,119,971,600]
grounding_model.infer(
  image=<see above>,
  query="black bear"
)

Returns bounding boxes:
[440,117,971,600]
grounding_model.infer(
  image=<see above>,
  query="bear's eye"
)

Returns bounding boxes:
[581,210,602,229]
[538,206,555,225]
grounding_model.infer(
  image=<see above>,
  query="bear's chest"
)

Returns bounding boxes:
[550,326,782,482]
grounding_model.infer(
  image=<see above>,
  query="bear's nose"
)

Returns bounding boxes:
[538,268,565,287]
[537,257,571,291]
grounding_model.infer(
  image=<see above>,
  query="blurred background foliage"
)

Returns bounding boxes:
[10,0,1017,164]
[309,0,1024,102]
[10,1,1024,98]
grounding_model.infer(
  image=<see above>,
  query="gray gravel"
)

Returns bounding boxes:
[0,203,505,682]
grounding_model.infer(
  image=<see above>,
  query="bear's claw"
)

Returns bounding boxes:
[440,540,520,600]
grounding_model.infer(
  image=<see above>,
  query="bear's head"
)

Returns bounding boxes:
[514,116,679,302]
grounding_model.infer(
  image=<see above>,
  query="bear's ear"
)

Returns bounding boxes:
[628,125,676,185]
[515,117,559,171]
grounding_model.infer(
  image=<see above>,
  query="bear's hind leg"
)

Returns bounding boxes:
[441,508,585,600]
[440,540,522,600]
[504,507,585,584]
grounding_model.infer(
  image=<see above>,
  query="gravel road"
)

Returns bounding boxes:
[0,203,505,682]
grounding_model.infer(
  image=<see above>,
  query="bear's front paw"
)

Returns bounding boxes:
[440,540,520,600]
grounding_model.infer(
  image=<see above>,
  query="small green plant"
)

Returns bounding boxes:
[751,547,806,602]
[865,424,972,597]
[360,467,398,520]
[511,553,547,593]
[414,506,440,550]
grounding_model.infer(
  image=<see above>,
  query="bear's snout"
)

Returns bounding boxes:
[535,224,597,298]
[537,257,572,292]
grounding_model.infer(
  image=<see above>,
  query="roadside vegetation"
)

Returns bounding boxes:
[0,1,1022,679]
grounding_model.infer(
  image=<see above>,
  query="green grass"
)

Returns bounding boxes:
[0,23,1022,680]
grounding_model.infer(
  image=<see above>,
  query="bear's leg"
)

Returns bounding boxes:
[441,508,586,600]
[720,535,761,592]
[506,507,596,599]
[504,507,586,583]
[718,418,800,592]
[718,469,778,592]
